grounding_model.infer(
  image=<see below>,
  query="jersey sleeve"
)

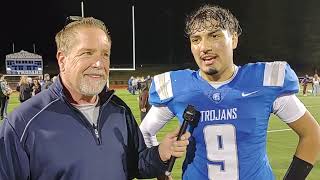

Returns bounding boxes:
[273,94,306,123]
[263,61,299,95]
[149,72,174,106]
[148,70,196,123]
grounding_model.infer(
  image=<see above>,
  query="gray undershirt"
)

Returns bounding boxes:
[72,96,100,126]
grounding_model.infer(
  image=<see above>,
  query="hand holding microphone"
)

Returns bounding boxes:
[164,105,200,176]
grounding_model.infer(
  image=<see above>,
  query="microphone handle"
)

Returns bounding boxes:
[165,120,189,176]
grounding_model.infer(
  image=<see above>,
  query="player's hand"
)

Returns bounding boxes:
[141,108,146,112]
[158,127,190,162]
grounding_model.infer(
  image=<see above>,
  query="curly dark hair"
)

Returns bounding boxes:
[185,4,242,37]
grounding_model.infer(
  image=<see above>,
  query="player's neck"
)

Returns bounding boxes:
[203,65,236,82]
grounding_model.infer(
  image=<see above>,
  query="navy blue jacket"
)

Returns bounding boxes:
[0,77,167,180]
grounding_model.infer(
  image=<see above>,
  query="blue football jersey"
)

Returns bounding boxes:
[149,62,299,180]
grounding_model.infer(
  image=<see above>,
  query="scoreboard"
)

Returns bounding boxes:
[5,50,43,75]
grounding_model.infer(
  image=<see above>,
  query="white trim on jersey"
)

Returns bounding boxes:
[273,94,306,123]
[139,106,174,147]
[263,61,286,87]
[206,65,239,89]
[153,72,173,100]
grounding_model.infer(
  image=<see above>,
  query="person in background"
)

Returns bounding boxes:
[39,75,45,88]
[145,75,152,88]
[140,4,320,180]
[131,76,138,95]
[0,75,12,120]
[0,17,190,180]
[16,76,32,103]
[51,76,58,83]
[139,85,151,122]
[128,76,134,94]
[312,73,320,96]
[42,73,53,90]
[32,78,41,96]
[301,74,309,96]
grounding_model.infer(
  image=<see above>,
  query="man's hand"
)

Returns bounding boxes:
[158,127,191,162]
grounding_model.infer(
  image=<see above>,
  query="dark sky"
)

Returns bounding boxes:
[1,0,320,74]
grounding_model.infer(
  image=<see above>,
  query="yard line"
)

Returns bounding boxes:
[305,105,320,108]
[267,128,292,133]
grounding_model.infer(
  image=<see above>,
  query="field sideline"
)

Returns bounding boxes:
[1,90,319,180]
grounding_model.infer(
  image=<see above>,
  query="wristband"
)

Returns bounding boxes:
[283,155,313,180]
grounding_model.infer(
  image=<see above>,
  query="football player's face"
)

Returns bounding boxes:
[190,21,238,81]
[58,27,110,97]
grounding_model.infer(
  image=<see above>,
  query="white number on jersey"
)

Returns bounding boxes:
[204,124,239,180]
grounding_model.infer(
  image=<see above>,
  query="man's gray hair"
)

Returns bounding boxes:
[55,17,111,55]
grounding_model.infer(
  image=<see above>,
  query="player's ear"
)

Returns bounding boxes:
[231,32,238,49]
[56,51,66,72]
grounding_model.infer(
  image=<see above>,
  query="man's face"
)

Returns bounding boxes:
[58,27,110,97]
[189,21,238,81]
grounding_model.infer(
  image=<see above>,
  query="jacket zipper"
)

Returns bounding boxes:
[94,92,115,144]
[93,123,101,145]
[62,91,115,145]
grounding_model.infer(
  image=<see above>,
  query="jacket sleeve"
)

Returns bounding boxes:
[0,119,30,180]
[112,95,167,179]
[125,108,168,179]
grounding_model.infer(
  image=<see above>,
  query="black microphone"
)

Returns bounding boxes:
[165,105,200,176]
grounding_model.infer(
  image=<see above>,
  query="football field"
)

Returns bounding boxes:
[1,90,320,180]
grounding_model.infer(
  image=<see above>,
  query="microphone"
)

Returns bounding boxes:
[165,105,200,176]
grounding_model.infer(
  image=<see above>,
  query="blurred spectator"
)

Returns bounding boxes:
[52,76,58,83]
[16,76,32,103]
[139,86,151,122]
[131,77,138,95]
[312,74,320,96]
[32,79,42,96]
[128,76,134,94]
[145,75,152,88]
[301,74,309,96]
[137,76,145,93]
[39,75,45,88]
[27,77,34,90]
[0,75,12,120]
[42,73,53,90]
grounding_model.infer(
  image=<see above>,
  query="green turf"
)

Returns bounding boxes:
[1,90,319,180]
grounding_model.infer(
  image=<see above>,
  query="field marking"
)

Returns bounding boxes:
[305,105,320,108]
[267,128,292,133]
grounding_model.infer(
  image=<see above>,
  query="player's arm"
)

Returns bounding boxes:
[273,94,320,180]
[139,106,175,147]
[284,111,320,180]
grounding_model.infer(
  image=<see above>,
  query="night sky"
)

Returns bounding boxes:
[1,0,320,74]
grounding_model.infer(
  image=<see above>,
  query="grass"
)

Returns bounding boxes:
[1,90,320,180]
